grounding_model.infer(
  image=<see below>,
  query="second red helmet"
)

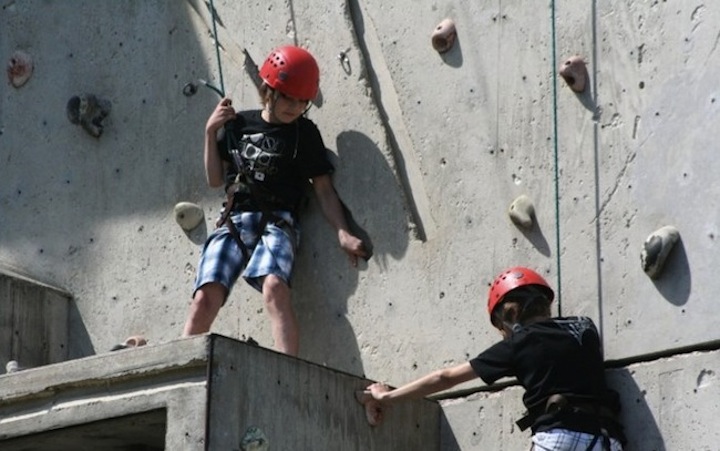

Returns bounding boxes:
[487,266,554,321]
[259,45,320,101]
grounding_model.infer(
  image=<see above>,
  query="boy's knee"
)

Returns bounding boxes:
[262,275,290,297]
[193,283,226,310]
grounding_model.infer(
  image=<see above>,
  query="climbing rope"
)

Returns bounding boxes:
[205,0,225,98]
[550,0,563,314]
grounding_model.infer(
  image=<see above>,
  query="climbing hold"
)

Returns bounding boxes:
[66,94,112,138]
[110,335,148,352]
[641,225,680,279]
[431,18,457,54]
[5,360,22,373]
[559,56,588,93]
[7,50,33,88]
[183,82,198,96]
[240,426,269,451]
[508,195,535,229]
[174,202,205,232]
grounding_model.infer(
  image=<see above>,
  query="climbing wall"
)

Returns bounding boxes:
[1,1,719,449]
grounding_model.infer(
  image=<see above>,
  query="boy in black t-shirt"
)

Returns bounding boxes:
[182,46,367,356]
[359,266,625,450]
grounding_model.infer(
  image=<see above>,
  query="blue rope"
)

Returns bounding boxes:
[550,0,562,314]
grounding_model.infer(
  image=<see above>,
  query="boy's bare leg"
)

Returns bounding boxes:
[183,282,226,336]
[263,275,299,356]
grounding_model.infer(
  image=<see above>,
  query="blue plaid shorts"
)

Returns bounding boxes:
[193,211,299,296]
[532,428,623,451]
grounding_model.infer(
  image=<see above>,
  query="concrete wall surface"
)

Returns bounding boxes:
[0,334,439,451]
[2,0,719,449]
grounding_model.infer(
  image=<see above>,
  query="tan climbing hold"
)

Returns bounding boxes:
[641,225,680,279]
[110,335,148,351]
[7,50,33,88]
[124,335,147,347]
[559,56,588,93]
[508,195,535,229]
[431,18,457,54]
[174,202,205,231]
[66,94,112,138]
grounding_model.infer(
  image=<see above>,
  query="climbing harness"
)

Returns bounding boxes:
[517,393,620,451]
[214,119,301,260]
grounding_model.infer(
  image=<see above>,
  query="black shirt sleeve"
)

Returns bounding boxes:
[295,117,334,179]
[469,339,516,385]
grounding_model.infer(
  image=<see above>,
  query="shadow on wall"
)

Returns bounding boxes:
[439,410,463,451]
[67,300,95,359]
[516,215,552,257]
[608,368,666,451]
[293,130,411,376]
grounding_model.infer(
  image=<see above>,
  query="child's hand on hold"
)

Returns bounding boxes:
[355,388,386,426]
[367,382,392,401]
[205,98,236,134]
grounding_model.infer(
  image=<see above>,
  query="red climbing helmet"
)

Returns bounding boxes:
[259,45,320,101]
[487,266,554,321]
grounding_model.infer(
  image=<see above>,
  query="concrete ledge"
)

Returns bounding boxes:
[0,335,440,450]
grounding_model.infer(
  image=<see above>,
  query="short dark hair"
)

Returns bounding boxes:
[259,82,272,105]
[491,286,551,329]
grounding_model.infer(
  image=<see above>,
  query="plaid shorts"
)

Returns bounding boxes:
[532,428,623,451]
[193,211,299,296]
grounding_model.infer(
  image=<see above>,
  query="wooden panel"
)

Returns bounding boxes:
[0,270,71,371]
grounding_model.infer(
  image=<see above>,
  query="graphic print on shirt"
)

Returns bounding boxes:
[239,132,285,181]
[553,317,597,345]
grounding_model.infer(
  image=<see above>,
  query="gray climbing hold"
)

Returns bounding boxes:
[641,225,680,279]
[174,202,205,231]
[508,195,535,229]
[431,18,457,54]
[559,56,588,93]
[66,94,112,138]
[7,50,33,88]
[6,360,22,373]
[240,426,269,451]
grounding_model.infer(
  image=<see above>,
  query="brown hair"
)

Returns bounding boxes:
[491,286,552,330]
[259,82,273,106]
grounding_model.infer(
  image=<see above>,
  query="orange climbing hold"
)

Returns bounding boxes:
[559,56,588,93]
[7,50,33,88]
[431,18,457,54]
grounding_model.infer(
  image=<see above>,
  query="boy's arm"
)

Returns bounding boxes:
[368,362,477,404]
[311,174,367,266]
[204,98,235,188]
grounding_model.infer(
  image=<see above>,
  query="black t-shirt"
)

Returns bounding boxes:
[218,110,334,212]
[469,317,624,440]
